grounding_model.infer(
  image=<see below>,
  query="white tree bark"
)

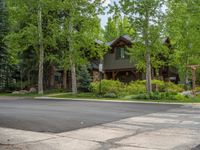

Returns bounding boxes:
[68,1,77,94]
[146,46,152,93]
[144,10,152,93]
[38,1,44,94]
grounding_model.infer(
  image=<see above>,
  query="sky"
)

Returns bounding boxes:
[100,0,117,27]
[100,0,167,28]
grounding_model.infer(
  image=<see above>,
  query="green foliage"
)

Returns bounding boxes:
[118,0,166,93]
[165,82,184,93]
[103,16,134,41]
[195,86,200,92]
[6,0,105,92]
[0,0,14,91]
[90,79,184,98]
[125,81,146,95]
[134,92,187,100]
[166,0,200,83]
[126,80,184,93]
[103,93,117,98]
[90,80,123,96]
[77,65,92,92]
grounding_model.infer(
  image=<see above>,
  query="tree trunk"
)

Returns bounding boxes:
[68,2,77,94]
[191,68,196,94]
[37,1,44,94]
[184,69,189,90]
[63,69,67,90]
[146,46,152,93]
[71,61,77,94]
[144,10,152,93]
[49,64,55,88]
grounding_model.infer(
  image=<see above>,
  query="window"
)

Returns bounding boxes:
[116,47,129,60]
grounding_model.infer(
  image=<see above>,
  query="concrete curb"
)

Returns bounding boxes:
[34,96,200,105]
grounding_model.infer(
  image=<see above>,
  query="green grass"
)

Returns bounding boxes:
[1,91,200,103]
[0,89,66,98]
[49,92,200,103]
[50,92,115,100]
[0,92,42,98]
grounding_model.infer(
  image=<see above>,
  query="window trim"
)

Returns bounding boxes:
[115,47,129,60]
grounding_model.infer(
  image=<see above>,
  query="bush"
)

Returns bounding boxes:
[103,93,117,98]
[195,86,200,92]
[127,80,183,93]
[90,80,123,96]
[90,79,184,99]
[141,80,184,93]
[151,80,165,92]
[125,81,146,95]
[174,94,187,100]
[165,82,184,93]
[134,92,187,100]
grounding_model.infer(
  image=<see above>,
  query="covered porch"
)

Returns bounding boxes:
[103,69,144,83]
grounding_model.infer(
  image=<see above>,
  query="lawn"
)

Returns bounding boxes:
[1,91,200,103]
[48,92,200,103]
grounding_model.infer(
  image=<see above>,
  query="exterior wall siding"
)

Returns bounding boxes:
[103,53,134,70]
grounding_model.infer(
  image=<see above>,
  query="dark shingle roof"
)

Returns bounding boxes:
[106,35,132,47]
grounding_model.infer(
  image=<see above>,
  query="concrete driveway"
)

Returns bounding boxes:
[0,97,200,150]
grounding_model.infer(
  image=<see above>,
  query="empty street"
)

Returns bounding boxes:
[0,97,200,150]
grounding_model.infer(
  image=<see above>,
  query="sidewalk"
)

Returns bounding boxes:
[0,104,200,150]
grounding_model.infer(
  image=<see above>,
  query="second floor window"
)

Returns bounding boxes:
[116,47,129,60]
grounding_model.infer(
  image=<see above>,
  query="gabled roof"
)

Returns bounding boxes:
[106,35,132,47]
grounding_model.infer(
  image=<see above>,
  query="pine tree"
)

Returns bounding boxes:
[77,65,92,92]
[0,0,10,91]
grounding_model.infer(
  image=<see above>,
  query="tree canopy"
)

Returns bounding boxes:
[0,0,200,93]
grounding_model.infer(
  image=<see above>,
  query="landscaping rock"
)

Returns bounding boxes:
[12,91,20,94]
[181,91,193,96]
[19,90,29,94]
[29,87,37,93]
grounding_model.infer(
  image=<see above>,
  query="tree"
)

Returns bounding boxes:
[103,16,134,41]
[6,0,61,92]
[77,65,92,92]
[119,0,165,93]
[166,0,200,87]
[0,0,12,91]
[37,0,44,94]
[58,0,104,94]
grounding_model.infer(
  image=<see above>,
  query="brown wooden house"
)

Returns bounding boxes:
[101,35,179,83]
[103,35,144,83]
[51,35,179,91]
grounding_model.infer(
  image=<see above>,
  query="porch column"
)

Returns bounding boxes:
[112,71,115,80]
[103,72,107,79]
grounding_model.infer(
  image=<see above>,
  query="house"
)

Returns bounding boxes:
[103,35,144,83]
[51,35,179,91]
[100,35,179,83]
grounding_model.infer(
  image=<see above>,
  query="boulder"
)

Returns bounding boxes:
[19,90,29,94]
[12,91,20,94]
[29,87,37,93]
[181,91,193,96]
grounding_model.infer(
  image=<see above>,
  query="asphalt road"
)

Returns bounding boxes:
[0,97,181,133]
